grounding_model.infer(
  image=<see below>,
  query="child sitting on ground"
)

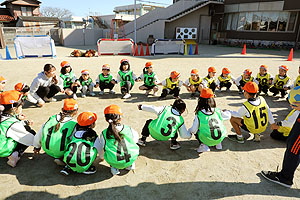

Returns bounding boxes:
[189,88,231,152]
[60,112,99,176]
[235,69,259,94]
[78,70,95,98]
[289,66,300,89]
[95,64,116,95]
[14,82,36,103]
[255,65,273,96]
[185,69,202,97]
[158,71,185,100]
[269,65,290,98]
[138,62,160,96]
[59,61,79,99]
[200,67,217,93]
[228,82,276,143]
[216,68,235,92]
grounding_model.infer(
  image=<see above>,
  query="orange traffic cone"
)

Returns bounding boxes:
[241,44,246,55]
[134,43,139,56]
[287,48,293,61]
[146,44,150,56]
[140,44,145,56]
[194,44,198,55]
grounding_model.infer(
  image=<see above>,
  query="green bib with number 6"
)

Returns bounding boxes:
[102,125,139,169]
[41,115,77,158]
[197,108,227,146]
[149,106,184,141]
[63,137,98,173]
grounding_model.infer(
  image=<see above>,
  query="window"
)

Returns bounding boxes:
[269,12,278,31]
[226,14,232,30]
[288,12,297,31]
[21,7,27,16]
[260,12,270,31]
[244,12,253,30]
[252,12,262,31]
[223,14,228,30]
[278,12,289,31]
[231,13,239,30]
[27,7,32,16]
[237,12,246,31]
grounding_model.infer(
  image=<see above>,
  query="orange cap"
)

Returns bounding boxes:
[60,61,70,68]
[14,83,25,92]
[243,81,258,93]
[102,64,110,70]
[104,104,123,115]
[279,65,289,71]
[0,90,23,105]
[63,98,78,111]
[222,68,231,74]
[145,62,152,68]
[170,71,181,79]
[260,65,268,71]
[77,112,97,126]
[0,76,6,83]
[244,69,252,76]
[200,88,214,98]
[120,59,129,64]
[191,69,199,75]
[81,69,89,75]
[208,67,216,73]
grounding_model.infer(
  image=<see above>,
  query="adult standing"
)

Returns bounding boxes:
[261,102,300,188]
[29,64,62,107]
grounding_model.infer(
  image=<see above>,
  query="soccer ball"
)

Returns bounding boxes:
[288,86,300,104]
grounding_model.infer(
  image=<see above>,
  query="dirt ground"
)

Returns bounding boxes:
[0,45,300,200]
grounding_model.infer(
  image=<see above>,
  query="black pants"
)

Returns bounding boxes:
[278,114,300,184]
[141,119,178,143]
[36,84,60,99]
[269,87,287,97]
[160,87,180,98]
[13,125,36,156]
[270,130,288,141]
[121,81,132,94]
[99,81,114,91]
[219,81,232,90]
[258,84,269,94]
[209,82,217,92]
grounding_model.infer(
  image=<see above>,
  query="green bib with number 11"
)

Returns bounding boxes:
[197,108,226,146]
[41,115,77,158]
[149,106,184,141]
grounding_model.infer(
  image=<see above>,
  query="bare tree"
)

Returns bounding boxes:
[41,7,72,21]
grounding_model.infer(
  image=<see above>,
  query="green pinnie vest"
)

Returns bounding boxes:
[144,72,156,87]
[149,106,184,141]
[41,114,77,158]
[118,70,134,87]
[0,116,18,157]
[79,77,92,87]
[60,71,74,88]
[63,137,98,173]
[196,108,227,146]
[102,125,139,169]
[99,73,113,84]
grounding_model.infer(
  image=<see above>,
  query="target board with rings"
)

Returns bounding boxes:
[176,27,197,40]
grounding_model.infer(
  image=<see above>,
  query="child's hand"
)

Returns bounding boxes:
[111,80,116,84]
[18,114,26,121]
[136,78,141,82]
[27,120,34,127]
[137,104,142,110]
[291,102,300,111]
[270,123,279,130]
[33,147,41,156]
[95,83,99,88]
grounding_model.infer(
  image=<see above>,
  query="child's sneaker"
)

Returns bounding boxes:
[226,88,231,92]
[261,170,292,188]
[7,151,20,168]
[44,97,57,102]
[153,91,158,96]
[215,143,222,150]
[99,91,104,95]
[89,92,96,96]
[54,159,65,166]
[125,162,135,171]
[197,144,210,153]
[82,94,86,98]
[145,90,151,96]
[109,90,115,94]
[83,165,97,175]
[170,141,181,150]
[253,134,261,142]
[73,94,77,100]
[60,166,71,176]
[228,134,245,144]
[123,93,131,99]
[137,138,146,146]
[111,167,120,175]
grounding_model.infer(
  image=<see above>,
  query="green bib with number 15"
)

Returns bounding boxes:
[197,108,227,146]
[149,106,184,141]
[41,115,77,158]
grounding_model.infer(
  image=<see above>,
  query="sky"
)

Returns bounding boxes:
[41,0,173,17]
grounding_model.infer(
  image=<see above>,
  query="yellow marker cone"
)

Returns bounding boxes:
[184,44,188,55]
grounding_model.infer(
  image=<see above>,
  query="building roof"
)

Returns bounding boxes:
[18,16,59,22]
[1,0,41,6]
[0,8,14,22]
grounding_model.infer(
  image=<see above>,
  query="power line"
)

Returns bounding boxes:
[136,0,170,6]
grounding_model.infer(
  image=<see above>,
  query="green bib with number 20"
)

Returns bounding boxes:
[149,106,184,141]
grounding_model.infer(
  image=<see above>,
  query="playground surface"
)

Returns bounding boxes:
[0,45,300,200]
